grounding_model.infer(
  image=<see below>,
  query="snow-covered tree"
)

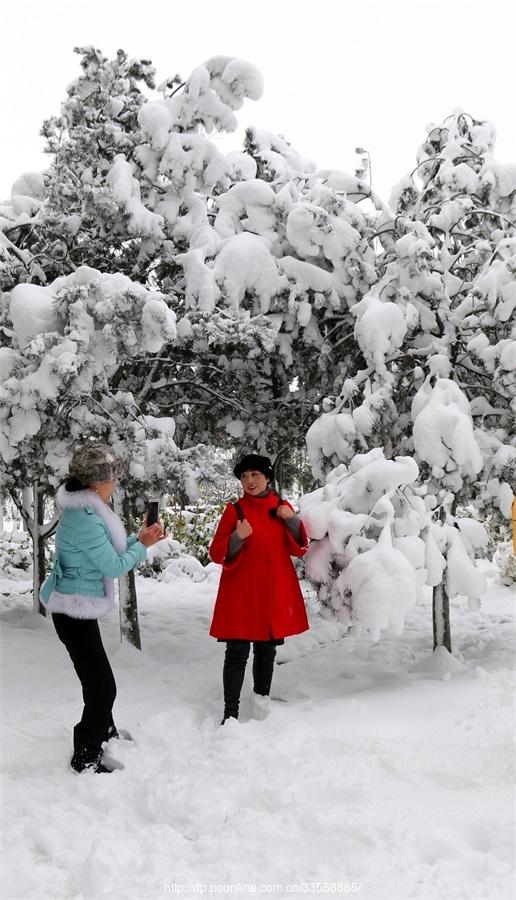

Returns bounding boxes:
[1,48,382,487]
[303,111,515,654]
[0,265,211,645]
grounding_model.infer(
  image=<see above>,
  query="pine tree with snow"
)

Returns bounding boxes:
[0,47,272,639]
[1,48,381,486]
[302,111,515,654]
[0,265,208,645]
[178,123,379,477]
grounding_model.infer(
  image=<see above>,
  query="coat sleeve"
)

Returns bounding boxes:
[81,516,147,578]
[281,501,309,558]
[209,504,241,567]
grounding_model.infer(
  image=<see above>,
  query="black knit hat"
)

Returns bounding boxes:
[233,454,273,480]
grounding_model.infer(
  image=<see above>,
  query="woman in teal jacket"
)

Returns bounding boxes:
[41,444,164,774]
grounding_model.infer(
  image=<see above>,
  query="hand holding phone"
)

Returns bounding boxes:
[138,521,165,547]
[139,498,168,546]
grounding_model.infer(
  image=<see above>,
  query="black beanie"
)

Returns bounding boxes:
[233,454,273,480]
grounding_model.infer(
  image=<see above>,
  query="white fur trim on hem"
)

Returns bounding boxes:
[45,590,114,619]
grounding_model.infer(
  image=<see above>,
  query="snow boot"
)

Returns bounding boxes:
[71,745,113,774]
[220,712,238,726]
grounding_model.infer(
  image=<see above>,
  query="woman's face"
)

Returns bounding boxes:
[240,470,268,495]
[91,478,117,502]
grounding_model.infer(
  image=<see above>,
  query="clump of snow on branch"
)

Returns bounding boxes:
[1,267,177,470]
[299,449,425,640]
[412,361,483,488]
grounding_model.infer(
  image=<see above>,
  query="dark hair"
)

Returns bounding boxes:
[63,475,87,492]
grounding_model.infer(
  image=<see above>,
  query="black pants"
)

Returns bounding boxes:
[223,640,277,719]
[52,613,117,768]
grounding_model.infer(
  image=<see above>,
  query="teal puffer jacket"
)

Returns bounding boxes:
[41,486,147,618]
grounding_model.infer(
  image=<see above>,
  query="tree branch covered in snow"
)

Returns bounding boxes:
[302,111,515,649]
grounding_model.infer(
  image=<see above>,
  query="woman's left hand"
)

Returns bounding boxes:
[276,504,295,520]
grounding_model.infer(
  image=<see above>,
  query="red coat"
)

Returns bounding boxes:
[209,491,309,641]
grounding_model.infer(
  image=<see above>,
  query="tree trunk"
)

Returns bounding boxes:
[117,569,141,650]
[28,484,47,616]
[11,484,57,616]
[432,580,452,652]
[22,487,33,533]
[114,489,142,650]
[273,452,285,497]
[36,486,48,616]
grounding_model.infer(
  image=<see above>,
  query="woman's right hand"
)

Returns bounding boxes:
[138,517,165,547]
[236,518,253,539]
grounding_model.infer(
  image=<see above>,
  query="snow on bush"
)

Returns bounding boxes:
[299,450,425,640]
[0,531,34,579]
[493,542,516,587]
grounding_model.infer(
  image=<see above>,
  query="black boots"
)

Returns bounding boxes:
[71,745,124,774]
[70,721,131,773]
[71,744,111,774]
[220,714,238,726]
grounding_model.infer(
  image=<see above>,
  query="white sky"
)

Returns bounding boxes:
[2,0,515,202]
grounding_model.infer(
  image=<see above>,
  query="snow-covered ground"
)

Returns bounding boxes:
[1,562,515,900]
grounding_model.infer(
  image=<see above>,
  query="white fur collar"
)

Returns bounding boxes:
[56,485,127,552]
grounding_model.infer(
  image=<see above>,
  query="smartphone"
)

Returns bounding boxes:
[146,500,160,526]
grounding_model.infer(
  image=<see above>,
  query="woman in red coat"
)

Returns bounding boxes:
[209,454,309,723]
